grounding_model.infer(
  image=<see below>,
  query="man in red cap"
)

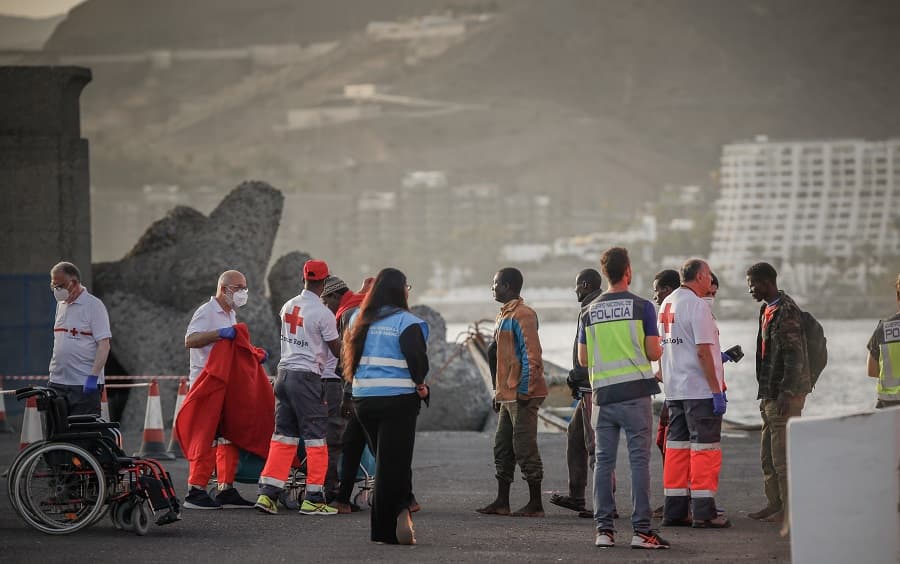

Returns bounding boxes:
[255,259,342,515]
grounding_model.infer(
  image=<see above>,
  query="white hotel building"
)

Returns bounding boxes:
[710,136,900,281]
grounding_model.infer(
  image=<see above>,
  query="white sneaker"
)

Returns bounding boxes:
[595,529,615,548]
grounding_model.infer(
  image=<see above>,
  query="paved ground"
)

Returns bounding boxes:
[0,422,791,563]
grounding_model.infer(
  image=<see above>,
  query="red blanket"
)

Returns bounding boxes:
[174,323,274,460]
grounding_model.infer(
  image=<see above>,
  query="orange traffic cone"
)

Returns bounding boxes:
[100,386,110,421]
[166,378,188,458]
[134,379,175,460]
[0,377,14,433]
[19,396,43,449]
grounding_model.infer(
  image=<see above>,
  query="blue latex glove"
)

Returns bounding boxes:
[721,351,732,363]
[712,392,727,416]
[83,374,99,393]
[218,326,236,340]
[259,348,269,364]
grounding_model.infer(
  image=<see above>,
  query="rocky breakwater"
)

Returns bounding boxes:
[412,305,494,431]
[92,181,284,431]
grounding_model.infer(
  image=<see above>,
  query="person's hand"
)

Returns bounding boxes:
[340,395,354,418]
[83,375,99,393]
[776,393,791,416]
[712,392,727,416]
[218,326,236,340]
[566,370,580,399]
[492,400,501,413]
[416,384,429,400]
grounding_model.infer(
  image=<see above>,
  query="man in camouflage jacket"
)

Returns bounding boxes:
[746,262,811,535]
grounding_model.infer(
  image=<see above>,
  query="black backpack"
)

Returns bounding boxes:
[801,311,828,387]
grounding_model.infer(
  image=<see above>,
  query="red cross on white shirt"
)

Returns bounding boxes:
[284,306,304,334]
[659,303,675,334]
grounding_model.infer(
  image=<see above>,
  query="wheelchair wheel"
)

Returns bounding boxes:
[109,500,123,530]
[114,498,133,530]
[11,443,107,535]
[133,501,151,536]
[6,441,48,523]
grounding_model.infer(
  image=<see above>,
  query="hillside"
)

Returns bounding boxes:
[0,14,64,49]
[35,0,900,279]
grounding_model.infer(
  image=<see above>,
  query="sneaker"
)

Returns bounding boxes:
[254,494,278,515]
[183,487,222,510]
[214,487,255,509]
[631,530,671,549]
[300,499,339,516]
[594,529,615,548]
[693,515,732,528]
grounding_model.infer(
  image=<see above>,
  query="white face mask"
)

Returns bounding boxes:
[53,286,69,303]
[703,296,716,309]
[232,288,249,308]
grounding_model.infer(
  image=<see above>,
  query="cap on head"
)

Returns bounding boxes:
[322,275,348,296]
[303,259,329,281]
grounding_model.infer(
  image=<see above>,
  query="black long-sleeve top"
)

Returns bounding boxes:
[399,323,429,385]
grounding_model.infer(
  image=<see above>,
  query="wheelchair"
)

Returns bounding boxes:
[7,387,182,535]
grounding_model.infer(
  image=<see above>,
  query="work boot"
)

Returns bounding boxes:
[511,481,544,517]
[475,479,511,515]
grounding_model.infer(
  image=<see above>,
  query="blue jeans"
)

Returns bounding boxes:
[593,395,653,532]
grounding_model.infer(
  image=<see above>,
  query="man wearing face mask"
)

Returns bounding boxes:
[183,269,255,510]
[48,261,112,417]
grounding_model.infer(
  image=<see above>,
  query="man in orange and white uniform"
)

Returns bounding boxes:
[657,259,731,529]
[255,260,341,515]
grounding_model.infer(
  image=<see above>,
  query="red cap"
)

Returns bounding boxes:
[303,259,329,281]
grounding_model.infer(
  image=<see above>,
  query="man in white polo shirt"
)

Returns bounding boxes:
[658,259,730,529]
[48,261,112,416]
[182,269,255,510]
[255,259,341,516]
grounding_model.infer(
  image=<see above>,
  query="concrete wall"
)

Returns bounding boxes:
[0,66,93,284]
[788,406,900,564]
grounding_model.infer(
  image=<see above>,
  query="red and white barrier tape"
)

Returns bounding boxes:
[1,375,186,381]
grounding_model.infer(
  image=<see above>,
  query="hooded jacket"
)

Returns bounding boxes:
[174,323,275,460]
[493,297,547,402]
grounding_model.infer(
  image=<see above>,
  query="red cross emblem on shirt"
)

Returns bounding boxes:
[70,328,79,337]
[659,303,675,334]
[284,306,303,334]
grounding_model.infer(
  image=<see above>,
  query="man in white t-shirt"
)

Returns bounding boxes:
[255,259,341,516]
[182,269,255,510]
[48,262,112,416]
[657,259,730,529]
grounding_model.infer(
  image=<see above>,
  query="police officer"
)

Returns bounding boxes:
[866,272,900,409]
[579,248,669,549]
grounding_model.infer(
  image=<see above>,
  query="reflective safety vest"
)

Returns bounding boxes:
[582,296,658,405]
[878,319,900,402]
[352,310,429,398]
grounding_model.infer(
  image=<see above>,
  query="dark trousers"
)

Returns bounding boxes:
[323,379,347,498]
[336,409,367,504]
[494,398,544,484]
[49,382,102,417]
[355,393,420,544]
[566,394,594,502]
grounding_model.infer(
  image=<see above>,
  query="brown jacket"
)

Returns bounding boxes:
[493,298,547,402]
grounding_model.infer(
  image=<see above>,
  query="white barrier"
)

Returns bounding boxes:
[787,406,900,564]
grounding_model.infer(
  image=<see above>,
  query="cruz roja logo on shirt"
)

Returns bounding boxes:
[588,299,633,324]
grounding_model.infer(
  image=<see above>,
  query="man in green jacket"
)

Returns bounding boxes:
[746,262,812,536]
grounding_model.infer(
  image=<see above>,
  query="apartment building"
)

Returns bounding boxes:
[710,136,900,280]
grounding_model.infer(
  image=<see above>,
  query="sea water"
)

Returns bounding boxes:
[447,318,881,426]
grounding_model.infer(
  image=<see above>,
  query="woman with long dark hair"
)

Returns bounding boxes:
[343,267,429,545]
